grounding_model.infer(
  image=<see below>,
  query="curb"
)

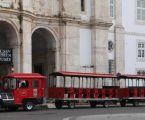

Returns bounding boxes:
[63,113,145,120]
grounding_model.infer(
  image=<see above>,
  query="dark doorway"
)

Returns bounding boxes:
[33,63,44,75]
[32,28,56,77]
[0,21,18,76]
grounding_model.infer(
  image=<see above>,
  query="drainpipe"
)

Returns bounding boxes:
[114,0,117,75]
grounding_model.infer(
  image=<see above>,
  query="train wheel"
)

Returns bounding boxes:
[68,101,75,109]
[23,101,34,111]
[90,101,97,108]
[103,101,109,108]
[133,101,139,107]
[55,101,62,109]
[120,100,126,107]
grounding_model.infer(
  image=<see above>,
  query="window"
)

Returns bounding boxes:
[137,42,145,59]
[32,80,39,88]
[33,63,44,75]
[137,70,145,75]
[109,0,115,17]
[108,41,114,51]
[3,78,17,89]
[109,60,114,74]
[137,0,145,21]
[19,80,28,88]
[81,0,85,12]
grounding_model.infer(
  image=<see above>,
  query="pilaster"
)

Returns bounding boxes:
[20,17,32,73]
[91,0,112,73]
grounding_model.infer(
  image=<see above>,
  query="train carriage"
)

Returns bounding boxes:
[118,74,145,107]
[48,72,120,109]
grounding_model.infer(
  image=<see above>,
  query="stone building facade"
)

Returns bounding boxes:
[0,0,125,77]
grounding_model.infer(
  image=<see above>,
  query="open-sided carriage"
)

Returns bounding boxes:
[118,74,145,107]
[48,72,120,109]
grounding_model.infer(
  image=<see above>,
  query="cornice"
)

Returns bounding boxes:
[90,19,113,28]
[0,8,113,28]
[125,32,145,37]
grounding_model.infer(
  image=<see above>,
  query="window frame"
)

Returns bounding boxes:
[137,69,145,74]
[109,0,115,18]
[136,0,145,21]
[81,0,87,14]
[108,60,114,74]
[137,41,145,60]
[81,0,85,12]
[32,80,39,89]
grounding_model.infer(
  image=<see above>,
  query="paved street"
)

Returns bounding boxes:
[1,105,145,120]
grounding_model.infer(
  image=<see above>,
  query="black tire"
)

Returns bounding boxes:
[133,101,139,107]
[90,101,97,108]
[55,101,62,109]
[23,101,34,111]
[103,101,109,108]
[120,100,126,107]
[68,101,75,109]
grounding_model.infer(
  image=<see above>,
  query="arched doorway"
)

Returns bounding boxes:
[0,21,18,76]
[32,28,56,76]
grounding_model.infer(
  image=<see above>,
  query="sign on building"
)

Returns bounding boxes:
[0,49,13,64]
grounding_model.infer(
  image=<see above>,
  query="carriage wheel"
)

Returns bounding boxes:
[103,101,110,108]
[90,101,97,108]
[133,101,139,107]
[68,101,75,109]
[55,100,62,109]
[120,100,126,107]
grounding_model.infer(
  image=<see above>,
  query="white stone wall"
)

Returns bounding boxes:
[81,0,92,21]
[63,0,81,17]
[93,28,109,73]
[80,28,91,66]
[0,0,12,8]
[108,0,125,74]
[122,0,145,74]
[0,0,113,75]
[60,25,80,71]
[23,0,59,16]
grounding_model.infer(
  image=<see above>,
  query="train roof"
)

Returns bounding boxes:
[49,71,116,78]
[3,73,46,79]
[118,74,145,79]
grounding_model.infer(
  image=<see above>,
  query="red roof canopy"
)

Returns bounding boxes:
[118,74,145,79]
[49,71,115,78]
[4,73,46,79]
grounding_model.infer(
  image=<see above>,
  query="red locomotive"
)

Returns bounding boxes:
[0,73,46,111]
[0,71,145,110]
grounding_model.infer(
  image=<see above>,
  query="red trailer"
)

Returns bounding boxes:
[0,73,46,111]
[118,74,145,107]
[48,71,120,109]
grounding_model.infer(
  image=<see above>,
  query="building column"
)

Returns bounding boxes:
[20,18,32,73]
[114,0,125,74]
[91,28,109,73]
[55,42,60,72]
[13,45,21,73]
[91,0,112,73]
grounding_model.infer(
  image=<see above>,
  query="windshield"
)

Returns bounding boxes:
[3,77,17,89]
